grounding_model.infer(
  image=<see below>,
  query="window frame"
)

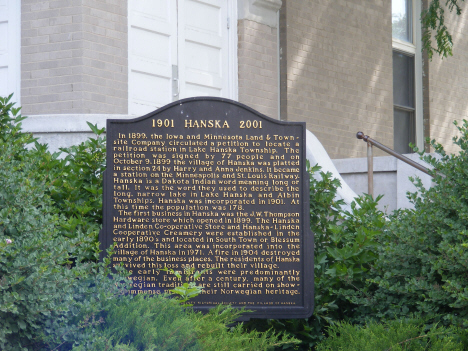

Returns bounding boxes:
[392,0,423,152]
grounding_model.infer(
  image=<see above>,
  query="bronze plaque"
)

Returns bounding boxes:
[100,98,313,319]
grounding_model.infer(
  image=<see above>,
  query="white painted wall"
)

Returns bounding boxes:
[305,130,358,211]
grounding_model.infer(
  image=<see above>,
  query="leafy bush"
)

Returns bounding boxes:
[0,95,129,350]
[316,319,466,351]
[27,122,107,260]
[245,164,386,349]
[48,122,106,240]
[73,294,298,351]
[192,304,298,351]
[348,120,468,328]
[73,294,201,351]
[249,121,468,349]
[160,266,214,307]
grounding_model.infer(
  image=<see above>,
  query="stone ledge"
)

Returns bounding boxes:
[238,0,282,28]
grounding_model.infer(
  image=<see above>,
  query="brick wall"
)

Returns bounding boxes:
[237,19,279,119]
[281,0,393,158]
[426,6,468,154]
[21,0,127,115]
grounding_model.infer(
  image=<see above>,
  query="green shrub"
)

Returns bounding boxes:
[73,294,201,351]
[72,294,298,351]
[348,120,468,328]
[1,93,107,260]
[316,319,465,351]
[191,304,298,351]
[262,120,468,348]
[245,163,386,350]
[73,338,137,351]
[0,95,129,350]
[47,122,106,247]
[26,122,107,260]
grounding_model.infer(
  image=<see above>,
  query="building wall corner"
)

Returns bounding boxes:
[237,0,281,119]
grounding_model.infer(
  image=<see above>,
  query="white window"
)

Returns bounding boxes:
[128,0,238,116]
[0,0,20,103]
[392,0,423,154]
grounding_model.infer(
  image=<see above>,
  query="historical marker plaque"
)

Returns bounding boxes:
[100,98,313,319]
